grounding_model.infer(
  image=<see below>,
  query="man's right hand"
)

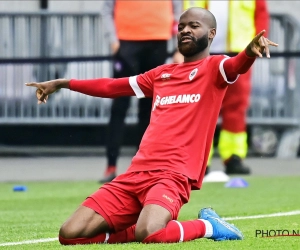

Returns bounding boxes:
[25,79,70,104]
[111,41,120,55]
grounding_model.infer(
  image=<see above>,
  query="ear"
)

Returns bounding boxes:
[208,28,216,39]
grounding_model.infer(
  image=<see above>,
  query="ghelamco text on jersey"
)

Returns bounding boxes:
[152,94,201,111]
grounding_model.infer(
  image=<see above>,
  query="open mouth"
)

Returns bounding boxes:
[180,36,193,43]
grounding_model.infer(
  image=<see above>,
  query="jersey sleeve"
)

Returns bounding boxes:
[216,50,256,85]
[133,69,155,98]
[218,56,240,84]
[69,77,136,98]
[70,70,154,99]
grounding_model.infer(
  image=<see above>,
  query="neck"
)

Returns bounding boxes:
[183,49,210,63]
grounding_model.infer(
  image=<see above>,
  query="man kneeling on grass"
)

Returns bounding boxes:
[26,7,277,245]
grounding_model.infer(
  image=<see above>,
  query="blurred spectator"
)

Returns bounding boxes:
[99,0,182,183]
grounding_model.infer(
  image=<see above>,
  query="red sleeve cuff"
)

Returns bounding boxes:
[69,79,75,90]
[224,50,256,75]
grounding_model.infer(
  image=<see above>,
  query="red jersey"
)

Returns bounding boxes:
[70,51,256,189]
[127,55,235,189]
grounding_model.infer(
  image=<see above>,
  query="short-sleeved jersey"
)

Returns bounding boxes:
[126,55,237,189]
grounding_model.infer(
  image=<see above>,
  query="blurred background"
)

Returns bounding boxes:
[0,0,300,158]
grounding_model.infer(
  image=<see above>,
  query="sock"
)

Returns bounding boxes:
[143,219,207,243]
[59,225,135,245]
[198,219,213,238]
[107,224,135,243]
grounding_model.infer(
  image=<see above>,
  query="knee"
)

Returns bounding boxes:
[58,223,78,243]
[135,223,164,242]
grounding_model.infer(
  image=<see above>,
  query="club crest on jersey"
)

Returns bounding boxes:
[189,68,198,81]
[161,73,171,80]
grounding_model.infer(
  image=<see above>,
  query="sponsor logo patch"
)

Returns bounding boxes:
[152,94,201,111]
[161,73,171,80]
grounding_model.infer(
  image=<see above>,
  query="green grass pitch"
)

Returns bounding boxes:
[0,176,299,249]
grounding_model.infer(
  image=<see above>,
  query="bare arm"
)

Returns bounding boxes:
[25,77,135,104]
[101,0,117,45]
[101,0,120,54]
[25,79,69,104]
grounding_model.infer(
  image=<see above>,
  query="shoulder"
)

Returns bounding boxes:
[208,54,228,62]
[138,63,178,86]
[205,55,230,69]
[155,63,177,71]
[147,63,177,75]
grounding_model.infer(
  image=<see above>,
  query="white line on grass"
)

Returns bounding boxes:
[224,210,300,221]
[0,238,57,247]
[1,210,300,247]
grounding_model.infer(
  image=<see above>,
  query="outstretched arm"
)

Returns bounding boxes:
[224,30,278,80]
[25,77,135,104]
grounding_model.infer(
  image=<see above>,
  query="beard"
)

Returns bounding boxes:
[178,33,209,57]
